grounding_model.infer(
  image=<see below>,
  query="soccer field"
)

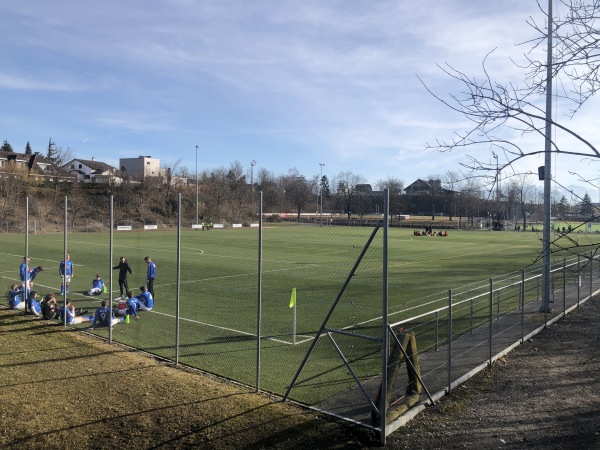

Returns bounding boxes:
[2,225,597,403]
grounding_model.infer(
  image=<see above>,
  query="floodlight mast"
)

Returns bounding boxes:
[195,145,199,226]
[540,0,553,314]
[319,163,325,226]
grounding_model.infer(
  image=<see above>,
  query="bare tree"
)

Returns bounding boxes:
[421,0,600,243]
[333,171,367,221]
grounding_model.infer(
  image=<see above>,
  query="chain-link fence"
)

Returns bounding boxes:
[3,193,600,445]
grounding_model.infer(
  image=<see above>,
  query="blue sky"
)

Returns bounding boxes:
[1,0,598,197]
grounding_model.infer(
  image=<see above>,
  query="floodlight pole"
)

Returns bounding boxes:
[540,0,553,313]
[195,145,199,226]
[319,163,325,226]
[251,160,256,208]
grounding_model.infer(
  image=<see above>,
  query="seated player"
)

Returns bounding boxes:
[42,293,58,320]
[125,291,141,319]
[137,285,154,311]
[88,300,122,330]
[59,299,90,325]
[8,284,25,310]
[27,291,42,317]
[88,274,105,295]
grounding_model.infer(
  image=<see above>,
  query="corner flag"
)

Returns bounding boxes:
[289,288,296,308]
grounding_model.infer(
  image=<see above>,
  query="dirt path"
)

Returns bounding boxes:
[1,299,599,449]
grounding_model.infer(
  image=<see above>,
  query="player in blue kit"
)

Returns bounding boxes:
[144,256,156,299]
[137,285,154,311]
[19,256,31,294]
[27,291,42,317]
[88,300,121,329]
[59,299,90,325]
[88,274,105,295]
[8,284,25,310]
[125,291,141,319]
[59,254,74,295]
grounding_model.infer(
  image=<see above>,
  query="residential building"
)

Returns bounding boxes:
[0,151,70,182]
[62,157,121,184]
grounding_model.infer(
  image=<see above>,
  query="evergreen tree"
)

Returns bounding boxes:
[1,140,14,152]
[25,141,32,155]
[580,193,593,216]
[47,138,57,162]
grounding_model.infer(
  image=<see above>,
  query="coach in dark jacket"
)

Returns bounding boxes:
[113,256,132,298]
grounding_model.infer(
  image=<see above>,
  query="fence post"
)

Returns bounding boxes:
[447,289,452,394]
[578,254,581,306]
[590,251,594,298]
[256,192,263,392]
[521,270,525,344]
[489,278,493,366]
[435,310,439,351]
[108,196,113,344]
[563,258,566,314]
[470,298,473,333]
[496,289,500,320]
[175,194,181,365]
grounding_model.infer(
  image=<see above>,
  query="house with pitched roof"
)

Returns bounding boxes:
[62,157,121,184]
[0,151,70,181]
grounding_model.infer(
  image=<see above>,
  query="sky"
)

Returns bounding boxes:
[1,0,598,200]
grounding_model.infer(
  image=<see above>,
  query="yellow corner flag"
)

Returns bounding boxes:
[289,288,297,308]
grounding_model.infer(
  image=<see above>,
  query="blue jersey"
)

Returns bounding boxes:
[92,306,111,328]
[147,261,156,279]
[91,279,104,289]
[28,297,41,315]
[138,291,153,308]
[30,267,42,281]
[8,291,21,308]
[59,260,74,276]
[59,306,75,324]
[20,263,30,281]
[126,297,140,317]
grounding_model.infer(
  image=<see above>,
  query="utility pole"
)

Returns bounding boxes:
[195,145,199,226]
[319,163,325,226]
[540,0,553,313]
[251,160,256,209]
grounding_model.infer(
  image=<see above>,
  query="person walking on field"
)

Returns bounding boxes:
[59,254,74,295]
[113,256,132,298]
[144,256,156,299]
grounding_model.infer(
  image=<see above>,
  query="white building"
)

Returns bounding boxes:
[119,155,161,180]
[63,157,120,184]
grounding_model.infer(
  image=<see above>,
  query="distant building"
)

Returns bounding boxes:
[0,151,70,182]
[119,155,161,180]
[62,157,121,184]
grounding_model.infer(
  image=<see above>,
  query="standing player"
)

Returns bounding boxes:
[144,256,156,299]
[113,256,132,298]
[59,254,74,295]
[19,256,31,295]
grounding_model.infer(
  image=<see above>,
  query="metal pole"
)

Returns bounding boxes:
[489,278,493,366]
[256,192,263,392]
[540,0,553,313]
[251,160,256,209]
[380,189,389,445]
[25,197,29,313]
[590,251,593,298]
[176,194,181,364]
[577,254,581,306]
[521,270,525,344]
[195,145,199,226]
[447,289,452,394]
[319,163,325,226]
[62,196,67,327]
[109,196,114,343]
[563,258,566,314]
